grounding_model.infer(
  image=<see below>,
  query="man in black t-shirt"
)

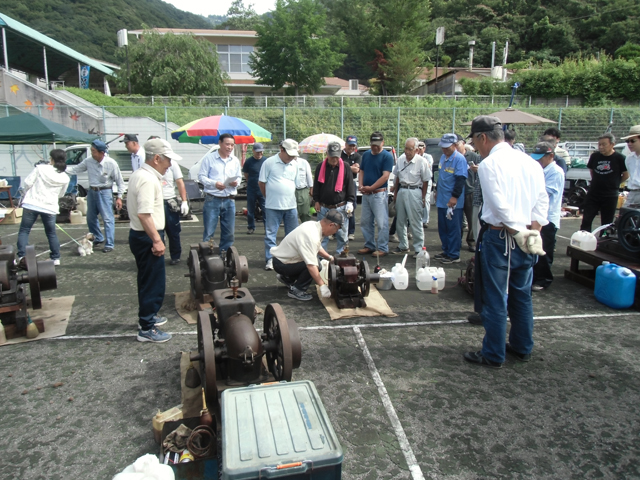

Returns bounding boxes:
[580,133,629,231]
[341,135,361,239]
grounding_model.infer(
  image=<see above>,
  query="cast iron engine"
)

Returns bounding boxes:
[327,247,380,309]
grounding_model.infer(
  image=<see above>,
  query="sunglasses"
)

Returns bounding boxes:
[626,138,638,144]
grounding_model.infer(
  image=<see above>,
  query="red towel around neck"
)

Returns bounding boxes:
[318,158,344,192]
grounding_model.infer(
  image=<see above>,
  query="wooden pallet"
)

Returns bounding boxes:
[565,244,640,309]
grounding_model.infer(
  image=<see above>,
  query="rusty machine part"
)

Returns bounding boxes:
[0,244,57,335]
[328,248,380,309]
[190,291,301,410]
[185,241,249,303]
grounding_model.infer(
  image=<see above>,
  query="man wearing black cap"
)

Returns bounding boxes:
[270,209,342,301]
[65,139,125,253]
[530,141,565,291]
[463,115,548,368]
[357,132,394,257]
[341,135,361,240]
[121,134,145,172]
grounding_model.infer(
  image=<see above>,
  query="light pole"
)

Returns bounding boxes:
[117,29,131,94]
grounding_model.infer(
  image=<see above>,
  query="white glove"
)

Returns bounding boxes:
[180,201,189,216]
[320,285,332,298]
[513,230,546,256]
[446,206,454,220]
[328,255,335,263]
[345,202,354,215]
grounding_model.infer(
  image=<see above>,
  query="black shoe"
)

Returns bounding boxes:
[392,246,410,254]
[463,351,502,368]
[93,240,104,247]
[433,252,447,260]
[170,259,181,265]
[102,247,113,253]
[441,256,460,264]
[468,244,476,252]
[505,343,531,362]
[276,274,293,287]
[287,286,312,301]
[247,228,255,234]
[467,313,482,325]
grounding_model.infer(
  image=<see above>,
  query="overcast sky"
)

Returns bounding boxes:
[163,0,276,17]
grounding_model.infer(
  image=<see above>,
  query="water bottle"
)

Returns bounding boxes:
[415,247,430,279]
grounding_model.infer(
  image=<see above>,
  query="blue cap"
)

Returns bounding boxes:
[438,133,458,148]
[253,143,264,152]
[91,140,107,152]
[346,135,357,145]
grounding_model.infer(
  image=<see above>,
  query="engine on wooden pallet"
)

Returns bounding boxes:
[0,244,57,339]
[327,246,380,309]
[185,242,301,411]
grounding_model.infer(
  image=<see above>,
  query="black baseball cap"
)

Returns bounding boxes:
[324,209,344,227]
[530,141,555,160]
[120,133,139,143]
[467,116,502,138]
[370,132,384,145]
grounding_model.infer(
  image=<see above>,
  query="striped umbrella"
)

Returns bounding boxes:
[171,115,272,144]
[298,133,345,154]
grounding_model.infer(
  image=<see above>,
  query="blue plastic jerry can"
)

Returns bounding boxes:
[594,262,637,309]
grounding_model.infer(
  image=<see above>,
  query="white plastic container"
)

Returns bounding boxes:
[69,211,83,224]
[416,267,431,291]
[570,230,597,251]
[427,267,445,291]
[391,263,409,290]
[76,197,87,216]
[415,247,430,279]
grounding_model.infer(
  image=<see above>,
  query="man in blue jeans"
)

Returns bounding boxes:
[357,132,394,257]
[463,116,548,368]
[259,139,300,270]
[434,133,467,264]
[242,143,265,234]
[198,133,242,254]
[65,139,125,253]
[128,139,183,343]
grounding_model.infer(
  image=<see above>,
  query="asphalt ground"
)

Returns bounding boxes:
[1,206,639,480]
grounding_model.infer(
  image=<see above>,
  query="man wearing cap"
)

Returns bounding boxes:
[65,139,125,253]
[543,127,571,170]
[417,140,434,228]
[294,155,314,224]
[341,136,361,240]
[259,139,300,270]
[357,132,394,257]
[121,134,145,172]
[271,210,342,301]
[434,133,468,264]
[622,125,640,208]
[313,142,355,254]
[530,141,565,291]
[243,143,266,234]
[579,133,628,232]
[464,115,548,368]
[162,153,189,266]
[128,139,182,343]
[540,134,568,173]
[391,138,431,257]
[456,136,481,252]
[198,133,242,253]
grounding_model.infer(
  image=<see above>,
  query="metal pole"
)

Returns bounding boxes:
[10,145,15,176]
[340,102,344,139]
[164,106,169,140]
[491,41,495,69]
[78,63,81,88]
[283,106,287,138]
[610,108,614,125]
[397,107,400,153]
[452,107,456,133]
[435,45,440,94]
[43,47,49,90]
[102,106,106,140]
[558,108,563,130]
[2,28,8,70]
[126,44,131,95]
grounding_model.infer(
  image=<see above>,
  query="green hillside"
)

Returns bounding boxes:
[0,0,213,63]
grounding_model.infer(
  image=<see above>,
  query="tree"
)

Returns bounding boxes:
[616,43,640,60]
[369,37,427,95]
[249,0,345,95]
[116,29,229,96]
[218,0,262,30]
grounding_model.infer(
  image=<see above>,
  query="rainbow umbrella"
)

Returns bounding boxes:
[298,133,345,154]
[171,115,272,144]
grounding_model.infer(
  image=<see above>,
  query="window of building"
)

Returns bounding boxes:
[217,45,254,73]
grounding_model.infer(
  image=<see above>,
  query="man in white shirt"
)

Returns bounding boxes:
[122,134,145,172]
[622,125,640,208]
[463,116,548,369]
[198,133,242,253]
[295,156,314,223]
[259,139,300,270]
[418,140,434,228]
[392,138,431,257]
[128,139,182,343]
[271,209,342,301]
[162,159,189,265]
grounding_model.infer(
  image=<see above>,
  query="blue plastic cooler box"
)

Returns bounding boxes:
[221,380,343,479]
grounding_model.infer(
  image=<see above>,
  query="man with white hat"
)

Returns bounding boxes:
[128,138,182,343]
[622,125,640,208]
[259,139,300,270]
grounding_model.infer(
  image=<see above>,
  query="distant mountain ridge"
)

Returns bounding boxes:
[0,0,216,64]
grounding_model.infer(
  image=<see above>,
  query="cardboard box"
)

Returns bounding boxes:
[1,208,23,225]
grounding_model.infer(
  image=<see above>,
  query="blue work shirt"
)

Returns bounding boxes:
[198,150,242,197]
[436,150,467,209]
[242,155,265,188]
[360,149,394,188]
[259,154,298,210]
[543,161,565,226]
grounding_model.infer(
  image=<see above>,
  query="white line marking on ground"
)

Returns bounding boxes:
[45,312,640,340]
[557,235,570,240]
[353,326,425,480]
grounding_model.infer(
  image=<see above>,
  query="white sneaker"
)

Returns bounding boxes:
[389,234,399,243]
[264,259,273,271]
[348,234,355,241]
[53,259,61,266]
